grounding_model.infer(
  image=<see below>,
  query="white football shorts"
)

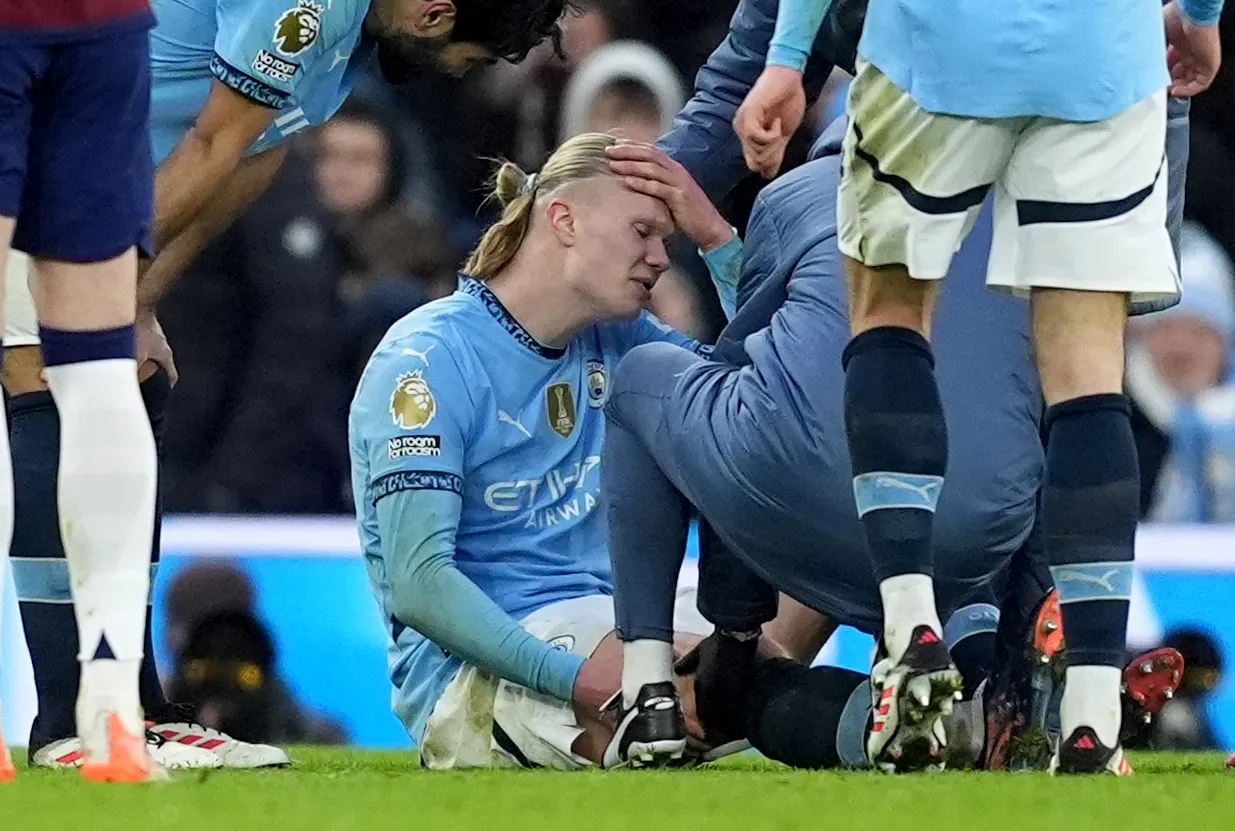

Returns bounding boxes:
[3,250,39,347]
[420,586,711,771]
[838,58,1179,306]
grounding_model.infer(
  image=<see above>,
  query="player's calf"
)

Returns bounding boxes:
[1040,394,1139,773]
[38,316,158,771]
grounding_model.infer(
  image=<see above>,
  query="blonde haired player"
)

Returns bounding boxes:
[349,133,744,768]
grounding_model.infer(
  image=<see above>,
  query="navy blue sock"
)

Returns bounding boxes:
[944,602,1000,697]
[11,370,172,751]
[842,327,947,582]
[38,324,135,367]
[140,370,173,713]
[1042,394,1138,668]
[744,659,868,769]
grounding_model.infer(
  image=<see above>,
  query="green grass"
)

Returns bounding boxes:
[4,749,1230,831]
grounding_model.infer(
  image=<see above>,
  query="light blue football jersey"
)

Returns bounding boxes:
[857,0,1170,121]
[149,0,373,163]
[349,278,709,742]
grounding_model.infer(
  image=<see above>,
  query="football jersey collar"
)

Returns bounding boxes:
[461,276,567,360]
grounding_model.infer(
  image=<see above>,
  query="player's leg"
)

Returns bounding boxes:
[0,42,45,783]
[837,58,1012,770]
[683,527,781,756]
[419,595,708,770]
[0,249,13,781]
[991,90,1176,775]
[601,353,695,767]
[601,341,747,766]
[6,361,218,770]
[19,30,160,782]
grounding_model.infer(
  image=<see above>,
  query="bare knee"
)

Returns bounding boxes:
[1032,289,1128,406]
[32,248,139,331]
[844,257,939,337]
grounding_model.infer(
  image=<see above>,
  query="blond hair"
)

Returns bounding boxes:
[465,132,619,279]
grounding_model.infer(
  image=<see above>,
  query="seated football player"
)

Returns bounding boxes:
[348,132,751,770]
[2,0,578,771]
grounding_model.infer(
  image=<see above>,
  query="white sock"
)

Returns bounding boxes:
[621,639,673,709]
[45,358,156,747]
[879,573,944,662]
[1060,665,1122,748]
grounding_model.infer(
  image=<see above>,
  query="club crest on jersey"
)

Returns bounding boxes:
[547,635,575,652]
[547,382,576,439]
[586,360,608,409]
[390,370,437,430]
[273,0,324,57]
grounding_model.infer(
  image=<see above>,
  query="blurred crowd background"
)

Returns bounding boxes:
[140,3,1235,750]
[155,2,1235,525]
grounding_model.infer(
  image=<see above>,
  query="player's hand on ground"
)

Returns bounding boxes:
[605,143,733,252]
[136,308,178,385]
[1165,1,1222,97]
[734,66,806,178]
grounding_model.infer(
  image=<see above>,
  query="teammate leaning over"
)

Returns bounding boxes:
[736,0,1221,774]
[349,133,743,769]
[3,0,575,772]
[0,0,162,782]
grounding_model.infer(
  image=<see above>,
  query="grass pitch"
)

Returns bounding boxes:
[4,749,1229,831]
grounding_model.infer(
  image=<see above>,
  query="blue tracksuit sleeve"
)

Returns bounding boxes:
[1180,0,1223,26]
[768,0,834,72]
[657,0,840,203]
[375,489,584,701]
[701,234,743,320]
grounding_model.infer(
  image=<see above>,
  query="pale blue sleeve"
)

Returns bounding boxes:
[767,0,835,72]
[1180,0,1223,26]
[375,488,583,701]
[212,0,350,107]
[360,338,582,701]
[700,234,744,321]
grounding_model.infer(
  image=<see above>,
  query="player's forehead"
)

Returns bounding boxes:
[593,175,674,234]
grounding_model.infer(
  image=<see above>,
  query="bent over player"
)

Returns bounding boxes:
[734,0,1220,774]
[0,0,161,782]
[602,124,1041,771]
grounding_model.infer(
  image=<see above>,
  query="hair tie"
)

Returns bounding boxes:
[521,172,540,197]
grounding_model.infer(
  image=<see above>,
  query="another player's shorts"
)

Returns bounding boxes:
[420,588,711,771]
[838,58,1179,306]
[0,28,154,262]
[4,251,39,347]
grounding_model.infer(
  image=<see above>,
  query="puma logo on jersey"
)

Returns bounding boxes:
[401,345,434,366]
[497,410,532,438]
